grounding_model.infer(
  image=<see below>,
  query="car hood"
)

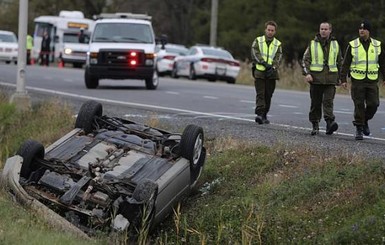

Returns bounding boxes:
[63,43,89,52]
[0,42,18,49]
[89,42,155,53]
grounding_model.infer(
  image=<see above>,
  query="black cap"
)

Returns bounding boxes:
[359,20,371,32]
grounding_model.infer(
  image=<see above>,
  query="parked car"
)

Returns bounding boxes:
[3,100,206,236]
[60,29,91,68]
[155,44,188,76]
[0,30,18,64]
[171,45,240,84]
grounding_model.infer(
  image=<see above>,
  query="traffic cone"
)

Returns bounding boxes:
[58,59,64,68]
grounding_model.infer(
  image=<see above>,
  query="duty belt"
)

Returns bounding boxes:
[351,69,378,75]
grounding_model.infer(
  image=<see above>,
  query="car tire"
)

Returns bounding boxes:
[226,78,236,84]
[5,61,10,64]
[85,68,99,89]
[16,139,45,178]
[179,125,205,186]
[132,179,158,230]
[171,64,179,78]
[145,70,159,90]
[75,100,103,134]
[189,64,197,80]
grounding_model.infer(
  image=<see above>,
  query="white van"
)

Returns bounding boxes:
[84,13,159,90]
[32,10,95,63]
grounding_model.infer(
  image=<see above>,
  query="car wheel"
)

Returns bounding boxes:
[145,70,159,90]
[75,100,103,134]
[171,63,179,78]
[132,179,158,230]
[16,139,45,178]
[180,125,205,186]
[84,68,99,89]
[189,64,196,80]
[226,78,236,84]
[5,61,10,64]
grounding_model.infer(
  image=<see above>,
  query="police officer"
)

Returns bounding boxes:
[251,20,282,124]
[340,20,385,140]
[26,34,33,65]
[302,22,342,135]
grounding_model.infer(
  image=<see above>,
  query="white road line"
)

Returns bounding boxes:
[334,110,353,114]
[279,104,298,108]
[240,100,254,104]
[165,91,179,95]
[203,96,218,99]
[2,81,385,142]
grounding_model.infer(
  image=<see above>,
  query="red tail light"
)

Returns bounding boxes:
[163,55,176,60]
[201,57,217,62]
[228,61,240,66]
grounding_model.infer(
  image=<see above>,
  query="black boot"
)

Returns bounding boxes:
[326,120,338,135]
[311,122,319,135]
[355,126,364,140]
[363,121,370,136]
[255,115,263,124]
[262,114,270,124]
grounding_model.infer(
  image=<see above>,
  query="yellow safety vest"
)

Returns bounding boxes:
[255,36,281,71]
[309,40,339,72]
[26,35,33,50]
[349,37,381,80]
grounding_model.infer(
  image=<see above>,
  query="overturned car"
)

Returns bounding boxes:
[2,100,206,236]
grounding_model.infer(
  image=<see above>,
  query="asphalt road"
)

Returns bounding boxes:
[1,64,385,160]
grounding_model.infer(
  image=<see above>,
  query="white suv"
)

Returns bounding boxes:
[85,13,158,89]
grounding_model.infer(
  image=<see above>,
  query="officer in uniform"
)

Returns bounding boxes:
[251,20,282,124]
[302,22,342,135]
[26,34,33,65]
[340,20,385,140]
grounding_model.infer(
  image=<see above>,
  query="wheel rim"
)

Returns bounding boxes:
[152,71,159,86]
[192,133,203,165]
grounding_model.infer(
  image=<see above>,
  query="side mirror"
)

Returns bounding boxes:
[156,34,168,49]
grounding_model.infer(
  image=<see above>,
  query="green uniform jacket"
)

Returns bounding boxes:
[302,34,342,85]
[251,35,282,80]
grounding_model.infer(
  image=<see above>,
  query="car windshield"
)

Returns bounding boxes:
[0,33,17,43]
[201,48,233,59]
[92,23,153,43]
[63,33,89,43]
[166,46,188,55]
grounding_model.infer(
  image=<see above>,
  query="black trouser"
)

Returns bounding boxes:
[40,51,50,66]
[254,78,276,116]
[351,80,379,126]
[309,84,336,123]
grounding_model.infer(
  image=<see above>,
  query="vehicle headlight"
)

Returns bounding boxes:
[89,52,98,64]
[64,48,72,55]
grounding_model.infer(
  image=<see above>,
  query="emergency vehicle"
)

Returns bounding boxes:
[32,10,95,63]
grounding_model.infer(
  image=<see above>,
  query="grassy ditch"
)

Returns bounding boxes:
[1,95,385,244]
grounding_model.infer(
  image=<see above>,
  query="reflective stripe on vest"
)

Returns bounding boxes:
[309,40,339,72]
[349,37,381,80]
[255,36,281,71]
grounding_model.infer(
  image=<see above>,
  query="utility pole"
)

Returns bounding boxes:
[210,0,218,47]
[10,0,31,111]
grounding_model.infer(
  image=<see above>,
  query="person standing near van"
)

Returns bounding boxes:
[302,22,342,136]
[26,34,33,65]
[40,31,51,66]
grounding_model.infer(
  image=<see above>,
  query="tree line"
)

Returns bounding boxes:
[0,0,384,65]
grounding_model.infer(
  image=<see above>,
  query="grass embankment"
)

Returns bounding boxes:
[1,94,385,244]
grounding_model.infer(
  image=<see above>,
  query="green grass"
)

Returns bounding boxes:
[1,93,385,244]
